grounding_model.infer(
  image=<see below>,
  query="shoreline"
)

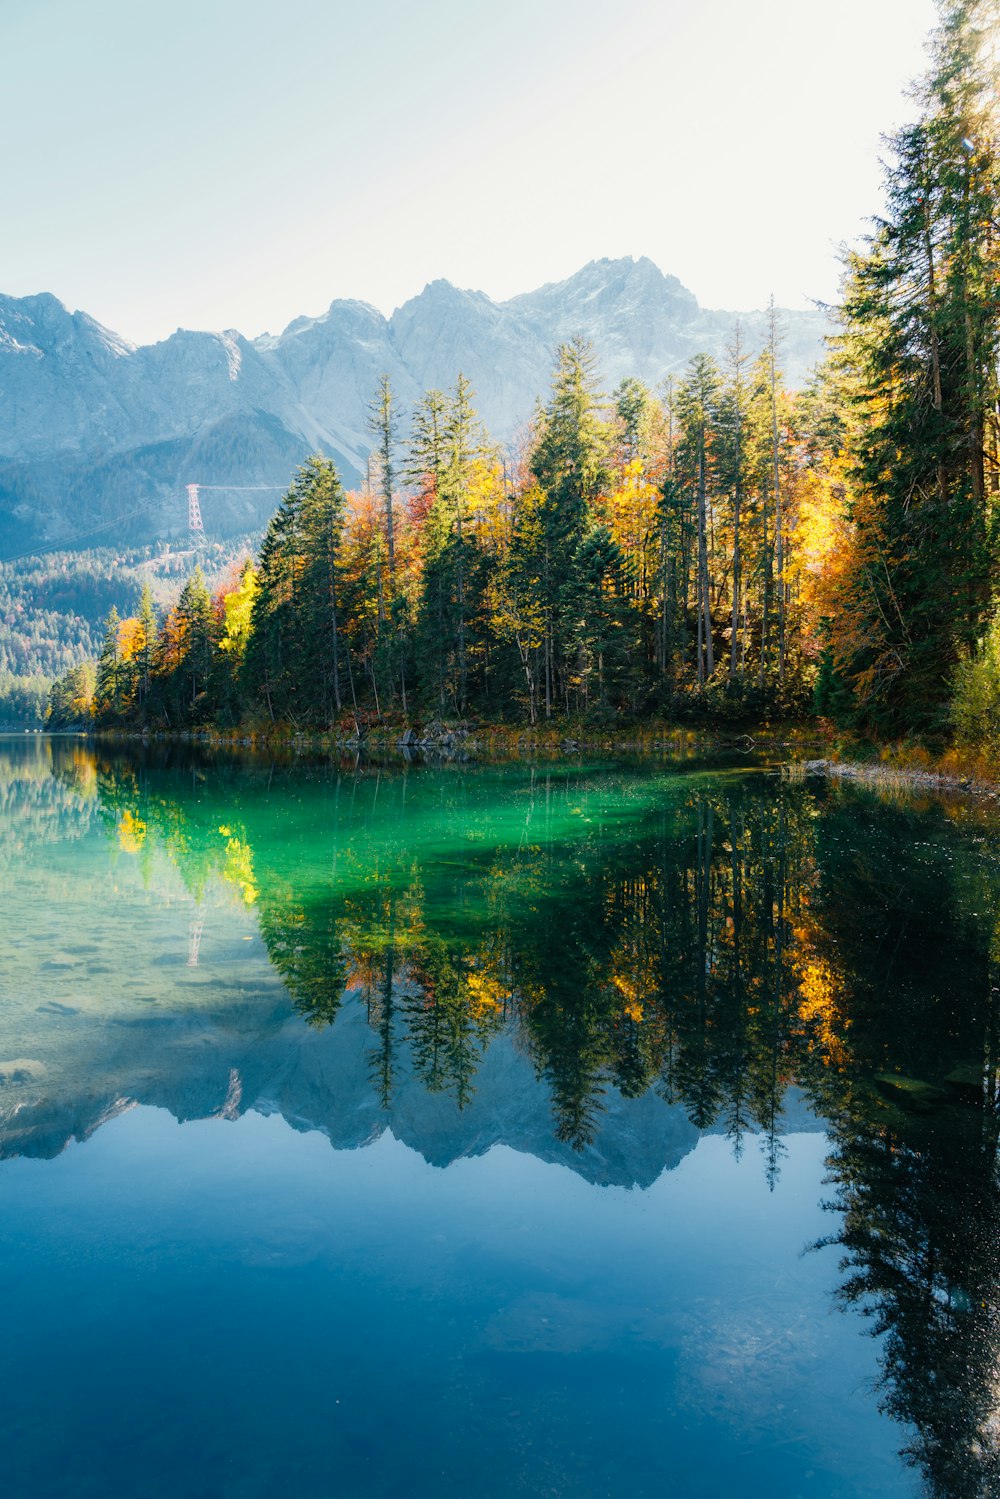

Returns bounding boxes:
[13,724,1000,805]
[84,721,814,761]
[801,756,1000,803]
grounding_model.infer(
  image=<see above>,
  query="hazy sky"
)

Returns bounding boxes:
[2,0,937,345]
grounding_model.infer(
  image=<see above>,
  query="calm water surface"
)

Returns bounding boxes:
[1,737,999,1498]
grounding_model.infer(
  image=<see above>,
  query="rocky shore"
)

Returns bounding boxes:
[802,758,1000,801]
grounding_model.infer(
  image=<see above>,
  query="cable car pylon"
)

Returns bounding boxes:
[184,481,284,540]
[186,484,205,536]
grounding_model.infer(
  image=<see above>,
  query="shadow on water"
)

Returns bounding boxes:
[2,735,1000,1495]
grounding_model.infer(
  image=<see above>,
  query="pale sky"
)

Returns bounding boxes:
[2,0,937,345]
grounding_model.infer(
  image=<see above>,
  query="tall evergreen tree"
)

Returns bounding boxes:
[94,607,122,720]
[716,325,752,686]
[676,355,721,688]
[172,567,214,722]
[244,455,348,725]
[412,376,490,713]
[136,582,157,725]
[527,337,609,716]
[367,374,398,584]
[830,0,1000,729]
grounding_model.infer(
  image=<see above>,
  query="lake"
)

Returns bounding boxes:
[1,735,998,1498]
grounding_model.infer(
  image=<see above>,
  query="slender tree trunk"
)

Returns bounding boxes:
[959,159,986,508]
[457,499,466,712]
[696,519,704,689]
[370,374,396,581]
[730,486,741,683]
[329,525,342,714]
[759,522,770,691]
[544,540,553,719]
[728,323,746,685]
[921,183,949,509]
[769,301,785,686]
[344,635,359,731]
[515,635,537,724]
[697,436,713,682]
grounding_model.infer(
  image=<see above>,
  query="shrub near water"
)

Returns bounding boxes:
[952,608,1000,747]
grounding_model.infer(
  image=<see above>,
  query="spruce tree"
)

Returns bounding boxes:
[367,374,398,583]
[94,607,122,721]
[174,567,214,722]
[245,455,347,725]
[833,0,1000,730]
[136,582,157,725]
[676,355,721,688]
[528,337,609,716]
[412,376,490,713]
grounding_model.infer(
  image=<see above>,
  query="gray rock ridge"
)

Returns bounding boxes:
[0,257,831,549]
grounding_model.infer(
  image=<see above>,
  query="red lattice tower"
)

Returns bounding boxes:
[186,483,205,535]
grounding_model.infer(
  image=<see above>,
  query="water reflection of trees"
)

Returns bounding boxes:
[0,736,96,861]
[87,750,823,1147]
[805,798,1000,1498]
[84,745,1000,1497]
[820,1101,1000,1498]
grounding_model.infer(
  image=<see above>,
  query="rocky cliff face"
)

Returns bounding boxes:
[0,258,830,548]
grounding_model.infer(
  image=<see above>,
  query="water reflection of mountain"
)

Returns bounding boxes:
[0,984,821,1185]
[4,740,1000,1495]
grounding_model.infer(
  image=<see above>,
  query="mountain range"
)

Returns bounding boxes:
[0,257,830,551]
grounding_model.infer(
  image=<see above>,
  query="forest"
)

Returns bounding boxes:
[46,3,1000,751]
[0,540,250,727]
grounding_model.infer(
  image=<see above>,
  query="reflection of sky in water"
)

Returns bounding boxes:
[0,1108,912,1499]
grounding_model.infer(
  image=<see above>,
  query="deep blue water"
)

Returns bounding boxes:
[0,1111,905,1499]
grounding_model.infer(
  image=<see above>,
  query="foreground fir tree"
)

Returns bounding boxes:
[47,660,95,727]
[526,336,610,717]
[244,455,349,726]
[829,0,1000,731]
[410,375,493,714]
[94,606,123,722]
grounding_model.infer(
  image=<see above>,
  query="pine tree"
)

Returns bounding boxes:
[367,374,398,584]
[614,377,650,463]
[94,607,122,721]
[676,355,721,688]
[715,325,752,686]
[412,376,490,713]
[244,455,348,725]
[831,0,1000,730]
[528,337,609,716]
[136,582,157,725]
[407,388,450,500]
[174,567,214,721]
[300,456,349,722]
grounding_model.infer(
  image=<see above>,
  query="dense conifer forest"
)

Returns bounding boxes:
[44,3,1000,750]
[0,541,255,726]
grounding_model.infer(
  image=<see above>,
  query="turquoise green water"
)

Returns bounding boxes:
[1,736,999,1497]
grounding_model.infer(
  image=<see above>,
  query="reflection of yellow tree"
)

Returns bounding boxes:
[98,761,259,911]
[116,808,147,854]
[220,832,257,906]
[792,914,851,1071]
